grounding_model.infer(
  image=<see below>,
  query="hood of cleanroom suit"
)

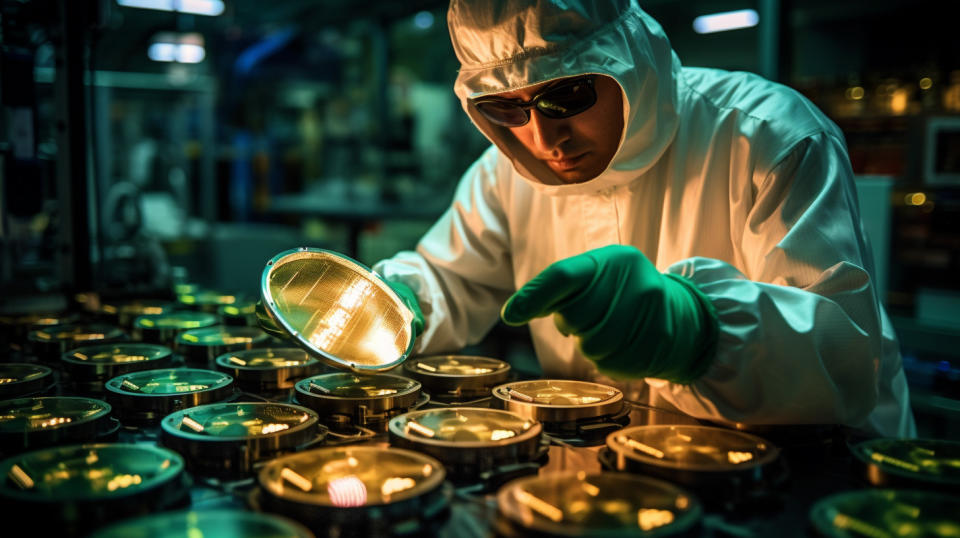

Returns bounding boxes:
[449,0,678,192]
[375,0,915,438]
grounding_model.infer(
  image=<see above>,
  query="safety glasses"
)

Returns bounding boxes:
[472,76,597,127]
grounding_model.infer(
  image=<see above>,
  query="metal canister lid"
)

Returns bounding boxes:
[403,355,510,400]
[258,446,445,507]
[0,396,111,435]
[491,379,624,423]
[162,402,318,441]
[134,311,218,331]
[62,343,174,380]
[850,438,960,490]
[606,425,779,472]
[496,472,701,537]
[389,407,540,446]
[105,368,233,396]
[809,489,960,537]
[0,364,53,399]
[89,509,315,538]
[0,443,186,510]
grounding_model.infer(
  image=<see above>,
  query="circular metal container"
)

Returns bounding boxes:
[809,489,960,537]
[601,425,784,510]
[1,312,79,353]
[177,289,243,313]
[491,379,627,440]
[257,446,449,537]
[388,407,544,484]
[27,323,126,363]
[133,311,219,348]
[219,299,258,327]
[495,472,702,537]
[89,509,315,538]
[403,355,510,403]
[850,438,960,492]
[176,326,270,367]
[104,368,234,427]
[214,348,327,399]
[0,363,53,399]
[259,247,416,372]
[173,281,199,296]
[100,299,172,329]
[160,402,321,479]
[0,396,118,456]
[62,343,174,395]
[0,443,191,536]
[0,312,76,332]
[294,372,423,432]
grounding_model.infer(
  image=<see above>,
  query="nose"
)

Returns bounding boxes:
[527,109,571,155]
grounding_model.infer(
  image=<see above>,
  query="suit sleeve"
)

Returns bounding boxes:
[373,146,515,354]
[655,132,894,430]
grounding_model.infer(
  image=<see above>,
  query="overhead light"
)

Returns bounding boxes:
[413,11,434,30]
[117,0,225,17]
[148,42,178,62]
[692,9,759,34]
[149,32,206,64]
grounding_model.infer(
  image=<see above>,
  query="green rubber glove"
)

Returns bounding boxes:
[386,280,425,340]
[500,245,718,383]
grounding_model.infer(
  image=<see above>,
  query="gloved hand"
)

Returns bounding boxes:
[500,245,718,383]
[386,279,425,340]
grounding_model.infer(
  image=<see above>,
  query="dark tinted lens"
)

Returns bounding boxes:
[475,100,530,127]
[536,79,596,118]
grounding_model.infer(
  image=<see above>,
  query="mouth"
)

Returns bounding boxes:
[546,153,588,171]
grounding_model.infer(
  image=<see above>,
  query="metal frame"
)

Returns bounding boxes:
[260,247,416,372]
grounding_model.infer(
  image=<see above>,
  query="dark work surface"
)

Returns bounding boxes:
[0,334,893,538]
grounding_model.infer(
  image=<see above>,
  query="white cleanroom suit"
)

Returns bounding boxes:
[374,0,915,437]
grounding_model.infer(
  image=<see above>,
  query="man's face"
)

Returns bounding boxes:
[491,75,624,184]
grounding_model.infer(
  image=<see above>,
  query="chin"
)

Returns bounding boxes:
[554,166,604,184]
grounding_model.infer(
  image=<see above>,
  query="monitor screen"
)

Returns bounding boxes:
[935,130,960,174]
[925,117,960,185]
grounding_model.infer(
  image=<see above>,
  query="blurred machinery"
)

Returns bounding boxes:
[1,0,175,315]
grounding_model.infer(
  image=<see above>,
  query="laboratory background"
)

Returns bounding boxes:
[0,0,959,536]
